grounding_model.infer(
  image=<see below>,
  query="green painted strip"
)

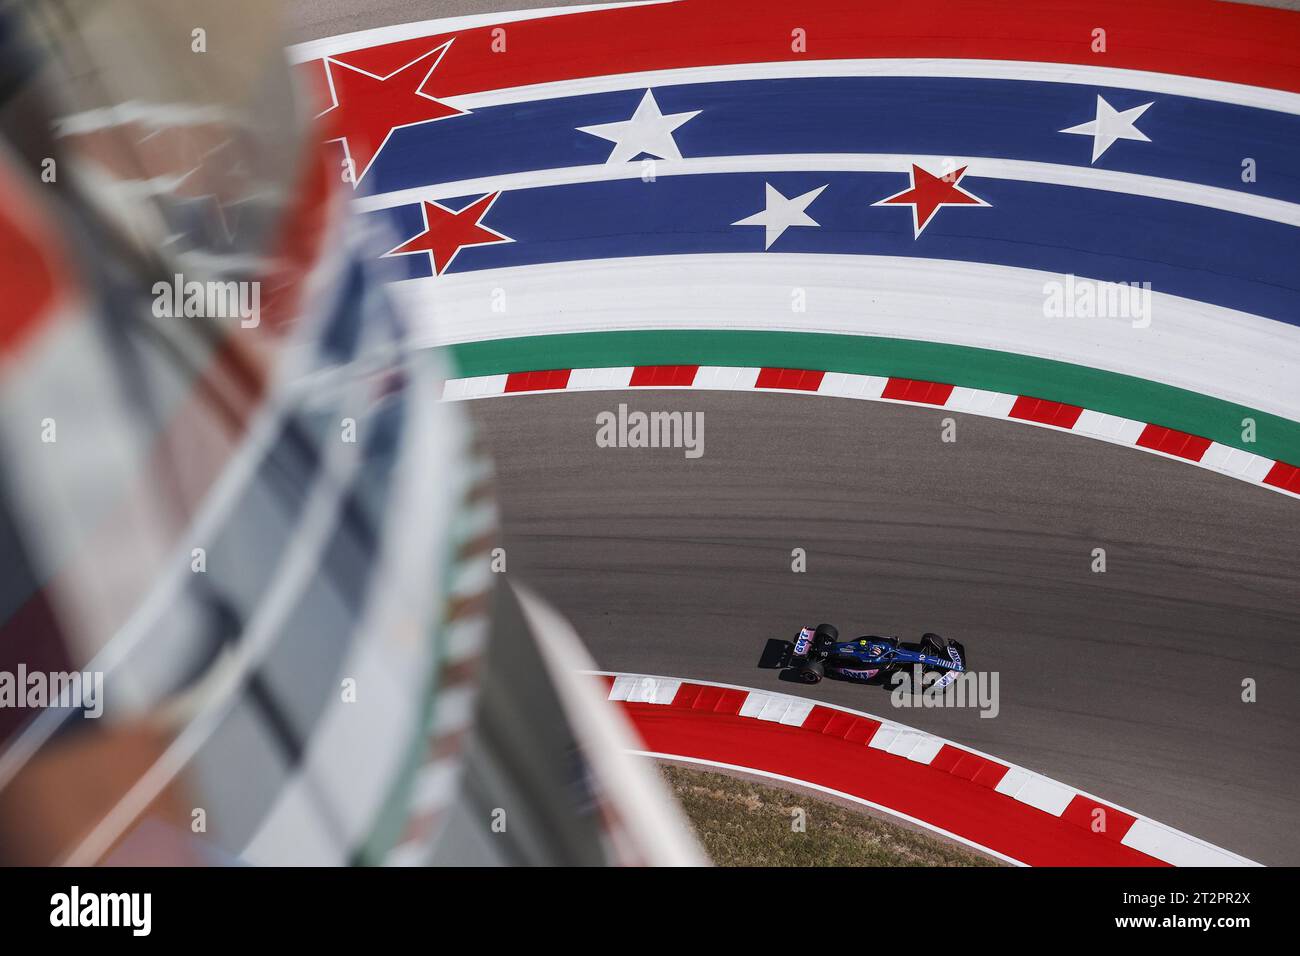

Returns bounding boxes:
[444,330,1300,465]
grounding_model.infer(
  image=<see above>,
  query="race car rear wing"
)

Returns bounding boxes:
[758,628,814,670]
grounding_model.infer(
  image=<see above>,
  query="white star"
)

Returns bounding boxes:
[1060,95,1154,163]
[732,183,828,249]
[576,89,701,164]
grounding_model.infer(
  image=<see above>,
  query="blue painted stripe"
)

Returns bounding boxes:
[367,77,1300,205]
[374,171,1300,325]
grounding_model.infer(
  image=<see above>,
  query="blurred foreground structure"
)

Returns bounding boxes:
[0,0,699,866]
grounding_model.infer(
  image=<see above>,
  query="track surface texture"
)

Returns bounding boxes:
[469,392,1300,865]
[285,0,618,44]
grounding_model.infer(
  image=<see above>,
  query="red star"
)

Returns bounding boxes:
[873,164,989,237]
[385,193,512,274]
[321,41,464,186]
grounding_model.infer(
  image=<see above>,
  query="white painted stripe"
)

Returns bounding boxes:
[591,670,1260,866]
[441,59,1300,117]
[907,736,947,765]
[286,1,680,63]
[945,386,1018,418]
[608,674,636,701]
[886,730,926,759]
[1200,442,1275,482]
[1073,408,1147,445]
[609,675,681,704]
[780,699,816,727]
[440,377,469,401]
[818,372,888,400]
[1121,818,1253,867]
[568,365,635,389]
[608,675,636,701]
[639,678,681,704]
[693,366,761,390]
[396,254,1300,422]
[868,725,900,751]
[355,153,1300,227]
[1241,454,1278,484]
[739,692,816,726]
[442,373,508,400]
[1010,776,1078,817]
[756,697,794,722]
[994,766,1034,799]
[884,729,945,764]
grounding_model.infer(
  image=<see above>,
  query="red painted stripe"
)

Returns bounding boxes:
[840,716,881,744]
[801,705,837,734]
[933,746,1012,790]
[821,710,867,740]
[1061,794,1139,843]
[1263,461,1300,494]
[503,368,571,392]
[692,686,728,711]
[972,760,1012,789]
[621,702,1166,866]
[630,364,699,387]
[711,688,748,715]
[1136,423,1213,461]
[327,1,1300,99]
[674,683,747,715]
[672,683,704,708]
[929,744,964,774]
[755,367,825,391]
[882,377,954,406]
[811,707,883,743]
[1009,395,1084,429]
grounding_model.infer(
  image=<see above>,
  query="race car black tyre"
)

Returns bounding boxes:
[814,623,839,643]
[796,661,824,684]
[920,633,945,655]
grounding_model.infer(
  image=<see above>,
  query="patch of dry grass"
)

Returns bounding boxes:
[662,764,1001,867]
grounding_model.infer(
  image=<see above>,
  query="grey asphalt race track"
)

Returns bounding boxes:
[285,0,621,44]
[468,392,1300,865]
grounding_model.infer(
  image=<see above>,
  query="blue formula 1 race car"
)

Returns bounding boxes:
[765,624,967,687]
